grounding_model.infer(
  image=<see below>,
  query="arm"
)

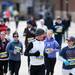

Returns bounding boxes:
[6,42,14,53]
[24,42,40,56]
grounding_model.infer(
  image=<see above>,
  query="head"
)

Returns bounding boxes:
[13,31,19,41]
[0,31,6,40]
[47,29,53,39]
[66,36,75,47]
[35,29,45,41]
[27,20,33,28]
[0,19,4,24]
[40,19,45,25]
[56,16,62,24]
[6,28,11,35]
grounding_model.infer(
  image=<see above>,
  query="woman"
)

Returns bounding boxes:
[6,31,23,75]
[44,29,59,75]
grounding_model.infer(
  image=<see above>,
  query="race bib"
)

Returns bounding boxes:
[28,37,34,43]
[68,58,75,65]
[56,26,63,32]
[0,52,7,58]
[14,46,21,53]
[45,48,52,54]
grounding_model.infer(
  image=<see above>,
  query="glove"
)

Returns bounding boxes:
[34,51,40,56]
[64,60,70,65]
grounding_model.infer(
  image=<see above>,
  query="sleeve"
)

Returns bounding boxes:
[20,42,23,54]
[24,42,40,56]
[23,28,27,36]
[6,42,14,53]
[59,48,66,59]
[52,40,60,52]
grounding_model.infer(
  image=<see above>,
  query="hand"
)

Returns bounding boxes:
[45,48,53,54]
[64,60,70,65]
[34,51,40,56]
[13,50,17,55]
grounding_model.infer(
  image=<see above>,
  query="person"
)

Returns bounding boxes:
[62,15,71,40]
[0,19,8,33]
[44,13,53,29]
[23,20,36,48]
[44,29,59,75]
[6,31,23,75]
[29,16,37,29]
[24,29,46,75]
[23,20,36,67]
[60,36,75,75]
[6,28,12,41]
[37,19,48,33]
[0,31,9,75]
[13,9,19,29]
[53,17,65,48]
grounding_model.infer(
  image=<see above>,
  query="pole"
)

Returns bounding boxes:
[65,0,69,16]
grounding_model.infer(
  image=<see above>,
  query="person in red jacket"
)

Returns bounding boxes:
[0,19,8,33]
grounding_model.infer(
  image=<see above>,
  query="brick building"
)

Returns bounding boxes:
[0,0,75,21]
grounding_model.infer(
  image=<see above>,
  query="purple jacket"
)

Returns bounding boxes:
[44,37,59,58]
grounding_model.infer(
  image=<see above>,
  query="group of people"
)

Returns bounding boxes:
[0,30,23,75]
[0,14,74,75]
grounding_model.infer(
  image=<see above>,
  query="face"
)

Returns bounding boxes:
[27,24,32,28]
[67,40,74,47]
[36,34,45,41]
[56,19,62,24]
[0,32,6,40]
[13,34,19,41]
[47,30,53,38]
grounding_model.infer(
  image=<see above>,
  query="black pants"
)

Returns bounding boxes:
[45,58,56,75]
[9,60,21,75]
[0,60,8,75]
[30,64,45,75]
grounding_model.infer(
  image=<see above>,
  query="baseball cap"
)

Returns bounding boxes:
[35,29,45,36]
[66,36,75,41]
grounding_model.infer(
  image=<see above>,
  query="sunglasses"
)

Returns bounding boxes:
[13,36,19,37]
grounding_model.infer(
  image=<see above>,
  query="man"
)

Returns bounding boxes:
[24,29,46,75]
[60,36,75,75]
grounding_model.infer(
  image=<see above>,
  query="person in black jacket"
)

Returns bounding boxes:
[53,17,65,48]
[62,15,71,40]
[44,13,53,29]
[23,20,36,67]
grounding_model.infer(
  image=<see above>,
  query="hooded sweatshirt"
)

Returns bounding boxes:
[44,37,59,58]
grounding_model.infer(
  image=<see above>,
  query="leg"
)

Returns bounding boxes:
[30,66,38,75]
[48,58,56,75]
[39,65,45,75]
[4,61,8,74]
[62,69,71,75]
[0,61,3,75]
[14,61,21,75]
[9,60,15,75]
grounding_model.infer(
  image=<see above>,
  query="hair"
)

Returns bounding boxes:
[13,31,19,37]
[47,29,53,33]
[7,28,11,31]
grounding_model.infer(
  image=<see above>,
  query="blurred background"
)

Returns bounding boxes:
[0,0,75,21]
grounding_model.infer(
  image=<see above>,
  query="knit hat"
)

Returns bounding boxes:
[35,29,45,36]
